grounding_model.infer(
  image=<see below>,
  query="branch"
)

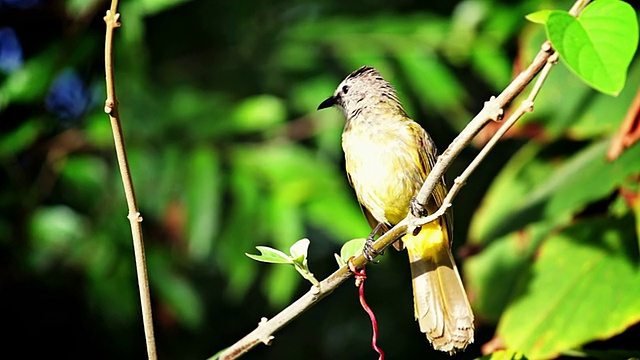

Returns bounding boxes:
[103,2,157,360]
[217,224,406,360]
[408,0,590,233]
[414,51,560,228]
[218,1,590,358]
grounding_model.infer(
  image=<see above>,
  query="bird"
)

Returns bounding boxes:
[317,65,474,353]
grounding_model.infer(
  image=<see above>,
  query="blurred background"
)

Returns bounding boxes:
[1,0,639,359]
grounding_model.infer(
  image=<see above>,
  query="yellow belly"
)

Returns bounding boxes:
[342,120,424,225]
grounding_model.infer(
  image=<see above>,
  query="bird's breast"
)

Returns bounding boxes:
[342,120,424,225]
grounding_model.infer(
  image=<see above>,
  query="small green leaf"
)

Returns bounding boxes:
[525,10,553,24]
[336,238,366,267]
[546,1,638,95]
[246,246,292,264]
[289,238,310,265]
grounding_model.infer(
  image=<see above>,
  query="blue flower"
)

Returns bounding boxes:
[0,27,23,73]
[45,69,91,120]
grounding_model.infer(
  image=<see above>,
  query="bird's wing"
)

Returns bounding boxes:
[412,122,454,243]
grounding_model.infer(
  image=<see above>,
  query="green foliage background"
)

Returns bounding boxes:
[1,0,639,359]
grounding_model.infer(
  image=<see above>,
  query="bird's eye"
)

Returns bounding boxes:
[341,85,350,94]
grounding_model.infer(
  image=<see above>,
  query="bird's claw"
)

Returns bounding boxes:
[364,236,381,263]
[410,196,427,218]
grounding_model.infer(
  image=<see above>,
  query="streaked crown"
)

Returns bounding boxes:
[318,66,404,119]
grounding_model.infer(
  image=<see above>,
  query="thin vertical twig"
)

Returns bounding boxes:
[103,1,157,359]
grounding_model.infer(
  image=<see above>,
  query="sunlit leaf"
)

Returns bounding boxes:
[498,216,640,359]
[544,1,638,95]
[475,140,640,242]
[466,222,555,321]
[525,10,552,24]
[289,238,310,264]
[468,142,552,244]
[246,246,292,264]
[512,26,640,140]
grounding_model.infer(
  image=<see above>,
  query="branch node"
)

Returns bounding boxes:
[311,284,321,295]
[523,99,535,112]
[453,176,465,185]
[104,99,115,114]
[541,41,553,53]
[128,212,143,223]
[484,96,504,122]
[257,317,274,345]
[104,10,121,27]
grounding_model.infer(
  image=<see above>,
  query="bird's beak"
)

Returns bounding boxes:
[317,96,335,110]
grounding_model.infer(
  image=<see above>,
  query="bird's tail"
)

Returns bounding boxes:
[402,219,474,353]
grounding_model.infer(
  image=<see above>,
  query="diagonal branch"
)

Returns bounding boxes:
[103,1,157,359]
[217,1,591,359]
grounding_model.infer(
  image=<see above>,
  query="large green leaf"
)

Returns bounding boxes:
[468,142,553,244]
[533,1,638,95]
[497,215,640,359]
[465,222,554,321]
[476,140,640,243]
